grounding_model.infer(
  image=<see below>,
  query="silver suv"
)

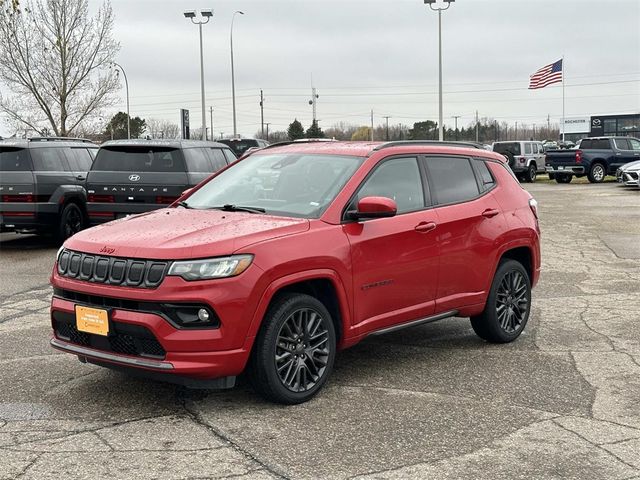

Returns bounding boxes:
[493,141,546,183]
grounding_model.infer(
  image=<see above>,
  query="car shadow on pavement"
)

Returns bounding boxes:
[0,233,57,250]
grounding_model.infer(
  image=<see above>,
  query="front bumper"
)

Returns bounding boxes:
[546,165,585,175]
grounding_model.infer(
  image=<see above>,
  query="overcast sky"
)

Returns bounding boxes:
[2,0,640,138]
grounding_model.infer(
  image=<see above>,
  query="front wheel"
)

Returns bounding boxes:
[555,174,572,184]
[471,259,531,343]
[588,163,606,183]
[248,293,336,404]
[524,165,537,183]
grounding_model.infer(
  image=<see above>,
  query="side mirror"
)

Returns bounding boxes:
[349,196,397,220]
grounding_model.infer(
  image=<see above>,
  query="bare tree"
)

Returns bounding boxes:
[146,118,180,139]
[0,0,120,136]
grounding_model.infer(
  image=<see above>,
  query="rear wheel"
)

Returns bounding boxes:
[588,163,606,183]
[471,259,531,343]
[548,173,556,180]
[524,164,537,183]
[555,174,572,184]
[56,203,85,243]
[248,293,336,404]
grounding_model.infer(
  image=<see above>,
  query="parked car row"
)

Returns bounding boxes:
[0,138,238,241]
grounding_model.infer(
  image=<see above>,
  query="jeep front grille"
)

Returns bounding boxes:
[57,249,168,288]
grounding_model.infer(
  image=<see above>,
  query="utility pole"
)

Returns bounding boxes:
[260,89,265,138]
[475,110,479,143]
[370,109,374,141]
[383,116,391,141]
[494,120,498,142]
[452,115,460,140]
[547,114,551,135]
[210,106,214,140]
[309,86,319,122]
[515,121,518,140]
[533,124,536,140]
[265,123,271,142]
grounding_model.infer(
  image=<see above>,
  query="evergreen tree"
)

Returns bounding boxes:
[104,112,146,139]
[287,119,305,140]
[306,120,324,139]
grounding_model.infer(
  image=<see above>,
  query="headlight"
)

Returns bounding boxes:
[167,254,253,281]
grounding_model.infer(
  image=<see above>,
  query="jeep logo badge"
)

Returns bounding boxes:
[129,174,141,182]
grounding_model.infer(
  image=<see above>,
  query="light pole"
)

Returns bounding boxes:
[230,10,244,138]
[184,9,213,141]
[424,0,454,141]
[111,62,130,139]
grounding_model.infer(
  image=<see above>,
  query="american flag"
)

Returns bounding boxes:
[528,59,563,89]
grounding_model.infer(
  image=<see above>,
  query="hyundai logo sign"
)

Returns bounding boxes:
[128,174,141,182]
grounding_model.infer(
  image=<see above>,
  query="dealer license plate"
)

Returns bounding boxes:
[75,305,109,336]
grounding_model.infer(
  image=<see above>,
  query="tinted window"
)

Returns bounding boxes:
[219,139,259,157]
[68,148,93,171]
[207,148,228,171]
[427,156,480,205]
[0,147,32,171]
[524,143,532,154]
[355,157,424,213]
[593,139,611,149]
[493,142,521,156]
[92,147,185,172]
[614,138,631,150]
[473,159,495,192]
[31,147,69,171]
[184,148,212,172]
[629,139,640,151]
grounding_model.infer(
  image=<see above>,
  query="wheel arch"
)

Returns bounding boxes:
[499,246,534,283]
[247,270,352,349]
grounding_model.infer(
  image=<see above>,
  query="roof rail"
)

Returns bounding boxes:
[258,138,337,151]
[373,140,483,151]
[28,137,93,143]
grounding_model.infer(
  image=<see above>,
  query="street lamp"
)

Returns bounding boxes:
[111,62,130,139]
[424,0,454,141]
[184,9,213,141]
[231,10,244,138]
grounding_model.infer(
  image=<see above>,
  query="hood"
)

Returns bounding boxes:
[621,160,640,172]
[65,208,310,259]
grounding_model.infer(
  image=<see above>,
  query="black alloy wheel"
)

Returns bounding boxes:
[471,259,531,343]
[57,203,85,242]
[249,293,336,404]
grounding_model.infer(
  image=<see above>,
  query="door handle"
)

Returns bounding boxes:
[415,221,437,233]
[76,175,86,181]
[481,208,500,218]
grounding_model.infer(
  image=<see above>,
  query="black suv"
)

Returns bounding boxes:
[86,140,236,225]
[219,138,269,158]
[0,137,97,241]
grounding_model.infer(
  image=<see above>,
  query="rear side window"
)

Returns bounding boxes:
[207,148,229,171]
[493,142,521,156]
[472,159,495,192]
[0,148,32,171]
[524,143,532,154]
[184,148,212,172]
[583,139,611,150]
[31,147,69,171]
[614,139,631,150]
[355,157,425,213]
[629,139,640,151]
[92,147,185,172]
[68,148,93,171]
[222,149,237,164]
[427,156,480,205]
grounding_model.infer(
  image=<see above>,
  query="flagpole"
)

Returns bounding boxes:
[562,55,565,142]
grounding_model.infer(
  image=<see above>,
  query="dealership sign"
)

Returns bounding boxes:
[561,117,590,134]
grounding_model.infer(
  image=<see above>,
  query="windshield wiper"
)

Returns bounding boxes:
[177,201,192,209]
[211,204,266,214]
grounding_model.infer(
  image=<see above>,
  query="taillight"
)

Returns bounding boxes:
[156,196,179,204]
[575,150,583,163]
[88,194,115,202]
[2,194,33,202]
[519,156,527,164]
[529,198,539,219]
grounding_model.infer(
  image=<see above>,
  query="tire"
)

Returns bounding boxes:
[548,173,556,180]
[524,164,537,183]
[555,174,572,184]
[587,163,606,183]
[471,259,531,343]
[56,202,85,243]
[248,293,336,404]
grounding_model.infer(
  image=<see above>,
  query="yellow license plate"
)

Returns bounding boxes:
[75,305,109,336]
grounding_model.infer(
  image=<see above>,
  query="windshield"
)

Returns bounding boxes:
[184,153,364,218]
[493,142,521,156]
[92,146,185,172]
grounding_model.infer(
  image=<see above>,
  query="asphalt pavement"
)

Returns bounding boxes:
[1,182,639,479]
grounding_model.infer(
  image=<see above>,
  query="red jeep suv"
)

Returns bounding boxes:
[50,141,541,404]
